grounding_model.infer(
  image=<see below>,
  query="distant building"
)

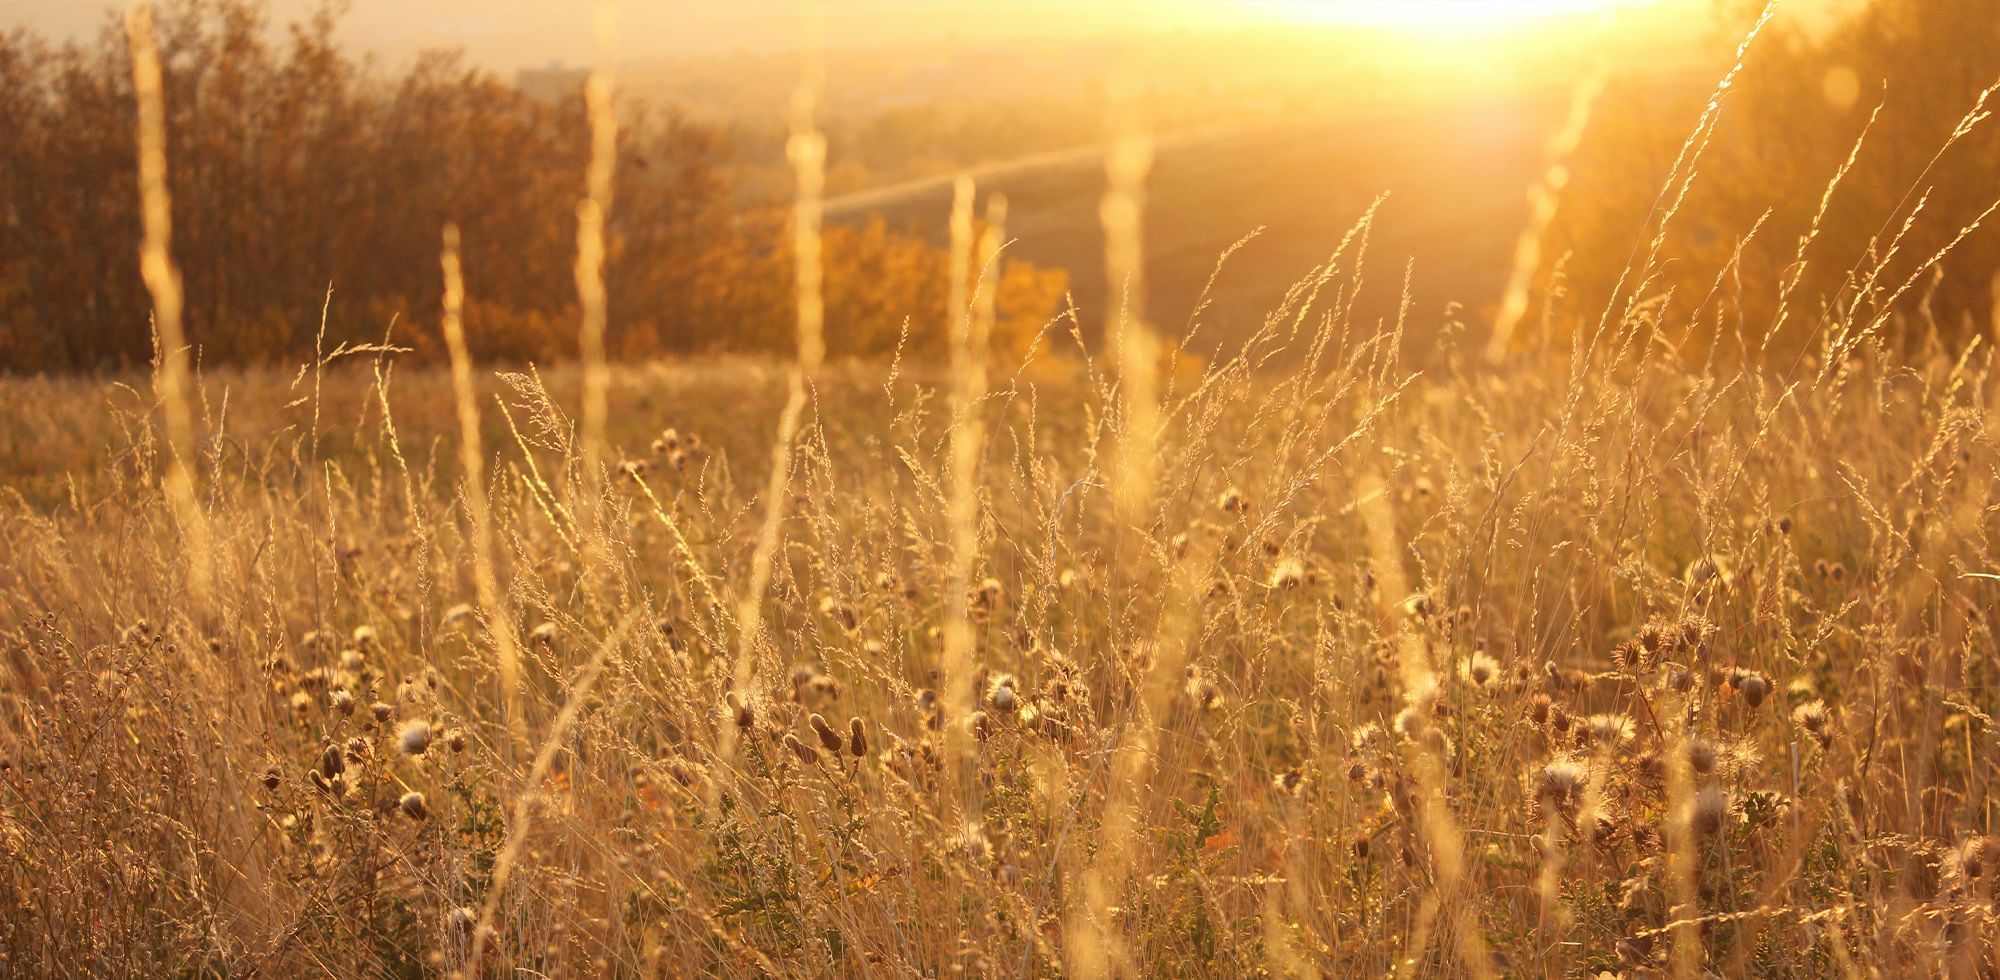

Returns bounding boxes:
[516,62,591,102]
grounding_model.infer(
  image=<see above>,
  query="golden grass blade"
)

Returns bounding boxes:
[1487,71,1603,361]
[1066,77,1174,979]
[725,63,826,751]
[576,0,618,578]
[940,175,985,812]
[125,1,212,610]
[440,224,525,741]
[1103,76,1158,524]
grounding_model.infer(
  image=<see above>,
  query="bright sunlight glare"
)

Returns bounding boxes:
[1253,0,1666,36]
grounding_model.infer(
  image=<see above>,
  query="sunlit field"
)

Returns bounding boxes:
[4,0,2000,976]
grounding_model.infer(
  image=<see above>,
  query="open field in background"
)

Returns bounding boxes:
[0,358,828,510]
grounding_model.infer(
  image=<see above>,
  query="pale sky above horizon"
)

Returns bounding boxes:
[0,1,1331,67]
[0,1,1784,70]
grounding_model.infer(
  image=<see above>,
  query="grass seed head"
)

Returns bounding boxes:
[1729,668,1773,708]
[809,713,844,753]
[987,674,1018,712]
[318,743,346,779]
[726,691,755,729]
[848,717,868,757]
[1793,700,1832,747]
[1961,838,1991,880]
[1184,669,1222,710]
[1688,737,1718,775]
[1689,787,1729,837]
[1403,592,1433,619]
[1461,652,1499,687]
[1532,756,1589,819]
[959,823,991,863]
[398,720,433,756]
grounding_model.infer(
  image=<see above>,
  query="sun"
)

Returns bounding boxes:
[1251,0,1659,37]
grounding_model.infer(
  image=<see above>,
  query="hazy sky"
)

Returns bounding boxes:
[0,1,1316,67]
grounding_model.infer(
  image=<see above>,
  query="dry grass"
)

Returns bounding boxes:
[3,265,1999,975]
[5,7,2000,976]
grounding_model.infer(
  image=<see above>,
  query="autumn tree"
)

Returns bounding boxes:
[0,0,1066,374]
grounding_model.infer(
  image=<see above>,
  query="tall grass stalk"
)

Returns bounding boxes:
[575,0,619,583]
[125,1,212,609]
[440,224,525,739]
[727,68,826,745]
[940,175,991,812]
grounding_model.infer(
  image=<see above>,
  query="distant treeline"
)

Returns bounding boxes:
[0,1,1065,374]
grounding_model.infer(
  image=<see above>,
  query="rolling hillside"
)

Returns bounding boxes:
[825,93,1573,356]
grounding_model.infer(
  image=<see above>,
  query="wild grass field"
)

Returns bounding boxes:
[7,2,2000,978]
[6,226,2000,977]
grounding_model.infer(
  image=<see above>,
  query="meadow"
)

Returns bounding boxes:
[5,225,1998,975]
[6,1,2000,978]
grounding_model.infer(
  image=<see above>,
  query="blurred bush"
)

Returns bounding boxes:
[1539,0,2000,360]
